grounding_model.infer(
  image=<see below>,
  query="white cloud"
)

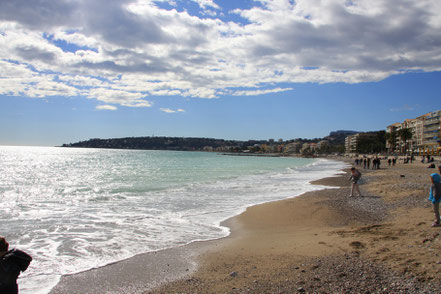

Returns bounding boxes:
[160,108,185,113]
[231,87,293,96]
[52,31,100,49]
[192,0,220,10]
[87,88,153,108]
[1,0,441,107]
[96,105,118,111]
[0,60,79,97]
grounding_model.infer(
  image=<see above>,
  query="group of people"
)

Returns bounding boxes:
[349,160,441,228]
[0,236,32,293]
[388,158,398,166]
[422,155,435,163]
[354,157,382,170]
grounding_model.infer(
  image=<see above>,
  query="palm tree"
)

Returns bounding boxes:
[397,128,413,155]
[385,131,398,153]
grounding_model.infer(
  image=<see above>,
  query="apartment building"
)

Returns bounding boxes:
[284,142,302,153]
[345,133,359,153]
[386,109,440,155]
[414,114,426,147]
[386,123,401,152]
[300,142,317,153]
[422,109,441,154]
[317,140,329,149]
[403,118,423,153]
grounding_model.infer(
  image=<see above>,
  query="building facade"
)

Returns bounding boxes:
[385,109,441,155]
[422,109,441,154]
[345,133,359,153]
[386,123,401,153]
[284,142,302,154]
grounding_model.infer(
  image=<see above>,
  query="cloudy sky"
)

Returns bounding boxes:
[1,0,441,146]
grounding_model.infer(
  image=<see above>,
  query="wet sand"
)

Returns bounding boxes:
[50,242,204,293]
[52,159,441,293]
[152,159,441,293]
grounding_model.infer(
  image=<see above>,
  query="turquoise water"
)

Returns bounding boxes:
[0,146,347,293]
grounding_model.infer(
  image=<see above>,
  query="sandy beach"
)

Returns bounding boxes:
[151,158,441,293]
[52,158,441,293]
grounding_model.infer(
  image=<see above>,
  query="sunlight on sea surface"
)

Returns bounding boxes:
[0,146,347,293]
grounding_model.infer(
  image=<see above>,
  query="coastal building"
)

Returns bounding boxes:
[402,118,422,154]
[300,142,317,154]
[345,132,384,154]
[259,144,269,153]
[385,109,441,155]
[386,123,401,153]
[414,115,426,150]
[422,109,441,155]
[317,140,329,149]
[284,142,302,154]
[266,144,280,153]
[345,133,359,153]
[387,118,425,154]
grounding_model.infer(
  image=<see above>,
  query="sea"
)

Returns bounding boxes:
[0,146,347,293]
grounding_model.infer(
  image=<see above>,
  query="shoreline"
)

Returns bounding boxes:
[49,158,348,293]
[51,158,441,293]
[153,159,441,293]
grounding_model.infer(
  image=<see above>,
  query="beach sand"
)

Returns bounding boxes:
[52,158,441,293]
[151,159,441,293]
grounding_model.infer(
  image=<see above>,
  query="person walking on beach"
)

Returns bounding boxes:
[0,236,32,294]
[372,158,377,170]
[348,167,362,197]
[429,173,441,227]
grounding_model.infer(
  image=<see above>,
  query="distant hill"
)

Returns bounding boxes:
[61,130,360,153]
[324,130,358,145]
[62,136,267,151]
[328,130,358,137]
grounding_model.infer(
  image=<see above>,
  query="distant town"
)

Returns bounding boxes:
[62,130,357,156]
[63,109,441,156]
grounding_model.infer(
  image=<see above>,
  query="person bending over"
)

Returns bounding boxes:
[349,167,362,197]
[0,236,32,294]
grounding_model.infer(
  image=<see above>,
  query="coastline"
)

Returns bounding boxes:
[152,158,441,293]
[51,158,441,293]
[49,158,347,293]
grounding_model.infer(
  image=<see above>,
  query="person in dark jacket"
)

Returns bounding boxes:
[0,236,32,294]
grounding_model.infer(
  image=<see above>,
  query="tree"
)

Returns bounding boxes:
[397,128,413,154]
[385,131,398,153]
[355,131,386,154]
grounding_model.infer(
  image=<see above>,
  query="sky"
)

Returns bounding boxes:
[1,0,441,146]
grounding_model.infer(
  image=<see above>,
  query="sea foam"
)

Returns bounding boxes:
[0,147,347,293]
